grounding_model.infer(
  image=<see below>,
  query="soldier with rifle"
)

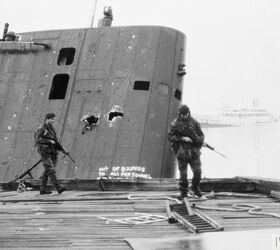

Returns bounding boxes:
[35,113,68,195]
[168,105,206,199]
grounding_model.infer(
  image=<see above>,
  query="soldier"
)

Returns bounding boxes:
[35,113,66,195]
[168,105,205,199]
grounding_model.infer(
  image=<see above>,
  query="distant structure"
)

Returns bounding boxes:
[194,101,278,127]
[252,98,259,108]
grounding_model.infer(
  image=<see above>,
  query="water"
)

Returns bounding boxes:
[196,122,280,179]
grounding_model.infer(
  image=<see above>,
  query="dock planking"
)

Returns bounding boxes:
[1,190,280,249]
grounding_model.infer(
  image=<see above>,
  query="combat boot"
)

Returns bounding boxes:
[49,172,65,194]
[179,192,188,200]
[191,186,202,197]
[57,186,66,194]
[40,188,52,195]
[191,186,207,200]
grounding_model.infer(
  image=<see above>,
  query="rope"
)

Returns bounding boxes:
[17,181,27,193]
[128,192,280,219]
[16,180,33,193]
[128,193,181,204]
[195,203,280,219]
[127,191,266,204]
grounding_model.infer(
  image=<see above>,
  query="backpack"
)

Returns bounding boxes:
[34,126,42,148]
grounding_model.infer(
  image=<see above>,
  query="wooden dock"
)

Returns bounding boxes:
[1,189,280,249]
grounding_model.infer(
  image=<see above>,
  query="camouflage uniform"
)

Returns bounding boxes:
[36,119,65,194]
[168,105,204,198]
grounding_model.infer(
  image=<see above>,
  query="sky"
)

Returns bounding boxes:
[1,0,280,114]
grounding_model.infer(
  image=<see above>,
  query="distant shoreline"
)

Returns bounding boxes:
[200,123,237,128]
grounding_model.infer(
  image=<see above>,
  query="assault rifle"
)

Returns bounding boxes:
[44,136,77,164]
[204,143,228,159]
[8,137,77,185]
[178,130,228,159]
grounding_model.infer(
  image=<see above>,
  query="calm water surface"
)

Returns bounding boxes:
[178,122,280,179]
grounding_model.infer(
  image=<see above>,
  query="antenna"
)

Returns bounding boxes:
[90,0,98,28]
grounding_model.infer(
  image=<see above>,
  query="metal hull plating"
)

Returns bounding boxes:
[0,26,185,182]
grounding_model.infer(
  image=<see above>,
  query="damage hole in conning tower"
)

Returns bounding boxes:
[57,47,76,65]
[133,81,150,91]
[105,105,124,125]
[85,115,99,125]
[81,114,100,134]
[48,74,69,99]
[108,111,123,121]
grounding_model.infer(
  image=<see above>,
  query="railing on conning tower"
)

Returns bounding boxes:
[0,23,50,51]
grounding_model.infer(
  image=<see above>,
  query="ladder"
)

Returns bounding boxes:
[166,198,224,233]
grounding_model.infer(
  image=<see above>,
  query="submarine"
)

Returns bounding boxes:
[0,7,186,184]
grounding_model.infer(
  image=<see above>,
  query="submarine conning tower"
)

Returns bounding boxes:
[0,18,186,182]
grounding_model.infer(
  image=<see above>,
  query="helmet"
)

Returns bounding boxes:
[178,105,190,115]
[45,113,55,121]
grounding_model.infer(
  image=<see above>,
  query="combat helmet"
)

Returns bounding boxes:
[178,105,190,115]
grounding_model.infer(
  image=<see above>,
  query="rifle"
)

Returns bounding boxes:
[176,128,228,159]
[8,134,76,184]
[44,136,77,164]
[204,143,228,159]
